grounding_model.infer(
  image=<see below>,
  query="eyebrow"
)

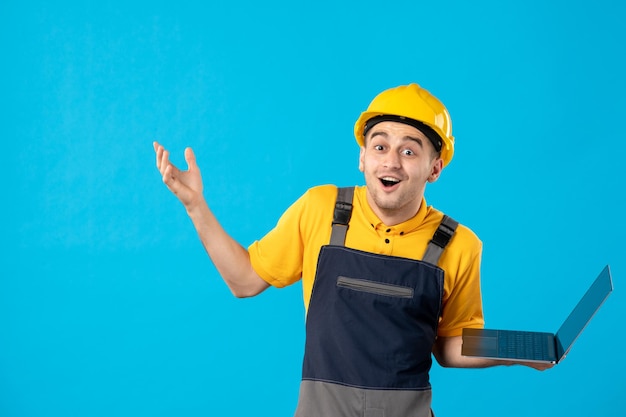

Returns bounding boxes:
[369,131,424,148]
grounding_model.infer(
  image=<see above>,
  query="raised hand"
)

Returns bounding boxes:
[152,141,269,297]
[153,141,204,210]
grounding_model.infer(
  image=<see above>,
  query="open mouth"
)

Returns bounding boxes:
[380,177,400,188]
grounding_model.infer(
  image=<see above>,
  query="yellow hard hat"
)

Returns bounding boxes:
[354,83,455,166]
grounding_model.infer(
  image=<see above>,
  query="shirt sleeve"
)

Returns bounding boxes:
[248,191,308,288]
[437,228,485,337]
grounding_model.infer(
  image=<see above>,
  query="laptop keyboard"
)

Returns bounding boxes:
[498,331,555,361]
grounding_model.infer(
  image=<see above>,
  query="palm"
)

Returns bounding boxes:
[169,159,203,205]
[154,142,205,208]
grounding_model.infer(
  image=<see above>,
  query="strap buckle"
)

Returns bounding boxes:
[332,202,353,225]
[430,219,456,248]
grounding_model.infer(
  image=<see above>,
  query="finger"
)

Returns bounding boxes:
[163,164,186,198]
[163,163,175,185]
[155,143,163,170]
[162,152,183,186]
[160,149,171,177]
[184,147,197,171]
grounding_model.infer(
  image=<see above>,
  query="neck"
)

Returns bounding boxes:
[366,193,423,227]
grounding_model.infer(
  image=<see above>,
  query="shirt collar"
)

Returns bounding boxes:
[355,186,429,234]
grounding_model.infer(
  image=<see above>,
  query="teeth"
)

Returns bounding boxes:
[381,177,400,183]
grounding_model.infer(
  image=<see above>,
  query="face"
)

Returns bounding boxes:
[359,121,443,225]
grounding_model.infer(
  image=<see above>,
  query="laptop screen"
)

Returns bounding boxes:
[555,265,613,359]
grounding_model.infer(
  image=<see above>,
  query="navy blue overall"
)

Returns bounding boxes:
[294,187,458,417]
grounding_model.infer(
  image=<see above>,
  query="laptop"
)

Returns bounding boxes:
[461,265,613,364]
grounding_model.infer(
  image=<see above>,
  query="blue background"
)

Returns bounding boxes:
[2,1,625,416]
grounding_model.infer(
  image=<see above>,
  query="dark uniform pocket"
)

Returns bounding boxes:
[337,276,414,299]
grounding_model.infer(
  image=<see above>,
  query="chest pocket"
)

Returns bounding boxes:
[337,276,415,298]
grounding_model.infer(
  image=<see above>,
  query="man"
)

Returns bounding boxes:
[154,83,551,417]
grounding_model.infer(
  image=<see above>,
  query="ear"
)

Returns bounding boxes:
[427,158,444,183]
[358,146,365,172]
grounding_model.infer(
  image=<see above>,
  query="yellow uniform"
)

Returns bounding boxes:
[249,184,484,337]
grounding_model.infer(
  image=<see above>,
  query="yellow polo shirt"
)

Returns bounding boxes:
[248,185,484,337]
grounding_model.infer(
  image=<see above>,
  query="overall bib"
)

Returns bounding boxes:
[294,188,458,417]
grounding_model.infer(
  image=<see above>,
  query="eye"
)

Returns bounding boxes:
[374,144,384,151]
[402,149,415,156]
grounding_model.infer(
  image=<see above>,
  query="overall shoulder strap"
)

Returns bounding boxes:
[329,187,355,246]
[422,215,459,266]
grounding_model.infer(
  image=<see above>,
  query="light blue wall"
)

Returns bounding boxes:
[2,1,624,416]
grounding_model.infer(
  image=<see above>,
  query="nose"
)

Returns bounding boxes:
[383,151,401,169]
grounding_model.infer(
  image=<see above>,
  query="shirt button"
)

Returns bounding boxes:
[385,239,390,244]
